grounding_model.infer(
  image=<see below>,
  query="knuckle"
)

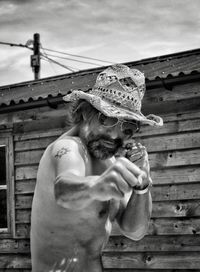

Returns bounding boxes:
[109,170,119,180]
[114,162,123,171]
[116,157,127,163]
[114,157,127,169]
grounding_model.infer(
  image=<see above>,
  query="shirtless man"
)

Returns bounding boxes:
[30,64,163,272]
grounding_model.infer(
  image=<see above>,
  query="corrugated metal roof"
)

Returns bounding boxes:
[1,48,200,107]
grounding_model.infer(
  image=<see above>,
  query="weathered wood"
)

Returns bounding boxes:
[13,116,67,134]
[0,268,31,272]
[148,218,200,235]
[15,199,200,224]
[138,117,200,137]
[151,166,200,185]
[0,239,30,253]
[15,195,33,210]
[14,130,200,153]
[15,150,43,165]
[14,128,62,141]
[143,96,200,116]
[145,82,200,103]
[16,210,31,223]
[111,218,200,236]
[161,109,200,122]
[104,268,200,272]
[9,108,200,140]
[0,255,31,269]
[14,183,200,210]
[15,180,36,194]
[14,148,200,168]
[136,131,200,152]
[0,104,67,127]
[149,149,200,169]
[152,200,200,217]
[15,166,38,180]
[151,183,200,201]
[14,137,57,151]
[15,165,200,185]
[105,235,200,252]
[15,224,30,238]
[16,217,200,238]
[102,252,200,269]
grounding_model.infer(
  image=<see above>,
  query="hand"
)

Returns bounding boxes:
[127,142,152,189]
[117,141,152,190]
[91,157,147,201]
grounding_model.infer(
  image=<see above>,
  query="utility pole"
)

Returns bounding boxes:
[31,33,40,80]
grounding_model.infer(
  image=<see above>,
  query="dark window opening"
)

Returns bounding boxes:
[0,145,7,229]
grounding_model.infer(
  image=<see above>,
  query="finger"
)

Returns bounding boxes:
[113,172,133,193]
[108,182,125,200]
[118,157,144,176]
[115,165,139,188]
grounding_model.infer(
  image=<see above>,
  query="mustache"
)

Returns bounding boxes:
[88,135,122,148]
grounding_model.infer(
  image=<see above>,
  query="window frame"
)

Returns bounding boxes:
[0,134,15,237]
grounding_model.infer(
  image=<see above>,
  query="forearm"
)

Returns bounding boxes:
[54,173,98,210]
[118,189,152,240]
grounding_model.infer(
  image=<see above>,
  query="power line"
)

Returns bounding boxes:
[0,35,115,80]
[0,41,32,50]
[41,46,58,75]
[42,47,115,65]
[41,56,78,72]
[41,53,78,72]
[43,52,107,67]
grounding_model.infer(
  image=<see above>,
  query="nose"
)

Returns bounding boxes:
[106,125,122,139]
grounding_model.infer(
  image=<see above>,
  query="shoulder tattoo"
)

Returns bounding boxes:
[54,147,71,159]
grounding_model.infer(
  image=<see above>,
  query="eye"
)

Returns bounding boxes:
[98,113,107,125]
[123,129,133,136]
[122,121,139,135]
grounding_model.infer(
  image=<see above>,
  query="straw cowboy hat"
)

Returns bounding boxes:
[63,64,163,127]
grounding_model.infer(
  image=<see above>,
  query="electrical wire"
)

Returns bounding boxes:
[41,54,78,72]
[41,46,58,75]
[43,52,107,67]
[0,41,33,51]
[0,40,115,75]
[42,47,115,64]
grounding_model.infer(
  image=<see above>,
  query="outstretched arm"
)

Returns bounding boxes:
[51,138,98,209]
[51,138,131,210]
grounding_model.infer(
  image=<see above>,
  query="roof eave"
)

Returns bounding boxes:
[1,71,200,114]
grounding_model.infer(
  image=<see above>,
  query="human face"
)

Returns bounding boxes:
[80,113,139,160]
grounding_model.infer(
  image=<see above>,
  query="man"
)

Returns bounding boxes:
[31,64,163,272]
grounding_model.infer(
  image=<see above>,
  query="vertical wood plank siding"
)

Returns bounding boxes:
[0,79,200,271]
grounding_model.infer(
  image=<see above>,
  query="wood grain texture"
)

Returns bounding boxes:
[1,74,200,271]
[104,235,200,252]
[102,252,200,269]
[0,255,31,269]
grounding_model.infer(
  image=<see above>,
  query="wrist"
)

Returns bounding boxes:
[134,183,152,195]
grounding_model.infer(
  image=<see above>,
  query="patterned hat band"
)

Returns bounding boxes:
[91,86,142,113]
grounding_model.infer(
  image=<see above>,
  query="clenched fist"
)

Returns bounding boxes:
[117,141,152,190]
[91,154,149,201]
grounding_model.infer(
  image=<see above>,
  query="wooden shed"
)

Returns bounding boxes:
[0,48,200,271]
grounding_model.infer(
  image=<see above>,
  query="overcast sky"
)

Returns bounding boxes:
[0,0,200,87]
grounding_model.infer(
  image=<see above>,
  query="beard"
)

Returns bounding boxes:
[83,132,123,160]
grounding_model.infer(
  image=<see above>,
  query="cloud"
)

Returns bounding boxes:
[0,0,200,85]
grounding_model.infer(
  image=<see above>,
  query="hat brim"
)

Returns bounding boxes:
[63,90,163,127]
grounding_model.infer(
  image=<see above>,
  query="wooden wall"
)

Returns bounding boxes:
[0,78,200,271]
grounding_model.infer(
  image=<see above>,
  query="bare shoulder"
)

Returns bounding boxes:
[51,137,80,158]
[50,137,87,176]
